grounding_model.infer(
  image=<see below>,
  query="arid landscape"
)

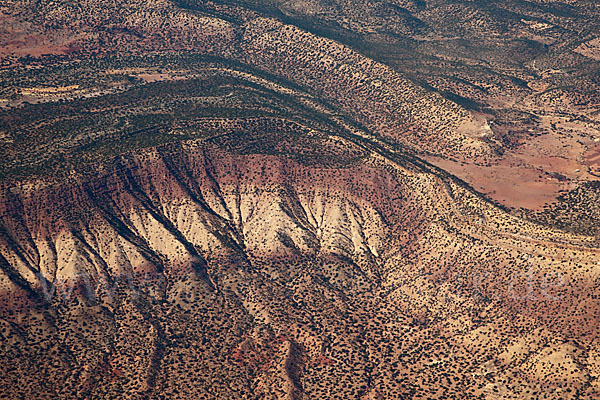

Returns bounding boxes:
[0,0,599,399]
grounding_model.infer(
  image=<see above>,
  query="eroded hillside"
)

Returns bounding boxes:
[1,1,600,399]
[3,0,600,211]
[0,122,599,399]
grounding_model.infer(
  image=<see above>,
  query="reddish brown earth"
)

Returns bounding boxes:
[584,143,600,177]
[1,0,600,398]
[1,133,599,398]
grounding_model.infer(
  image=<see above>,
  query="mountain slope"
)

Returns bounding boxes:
[0,1,600,399]
[1,124,599,399]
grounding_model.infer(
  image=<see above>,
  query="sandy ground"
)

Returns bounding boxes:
[0,13,79,59]
[428,115,600,210]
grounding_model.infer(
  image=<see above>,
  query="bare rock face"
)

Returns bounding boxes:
[0,128,599,399]
[1,0,600,398]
